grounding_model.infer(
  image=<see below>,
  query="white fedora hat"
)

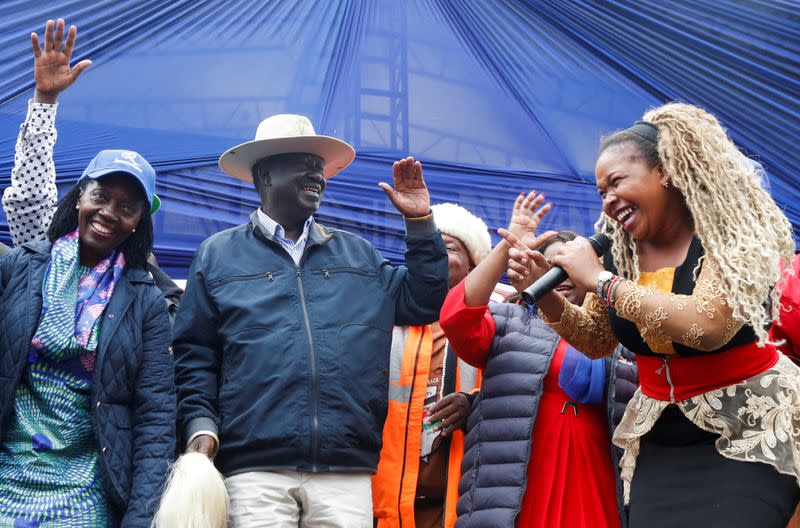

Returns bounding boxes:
[219,114,356,182]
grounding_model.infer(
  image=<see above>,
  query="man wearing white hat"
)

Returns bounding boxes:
[172,114,449,527]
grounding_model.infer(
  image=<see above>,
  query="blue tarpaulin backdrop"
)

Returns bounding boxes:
[0,1,797,277]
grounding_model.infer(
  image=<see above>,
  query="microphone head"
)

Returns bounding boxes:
[587,232,611,256]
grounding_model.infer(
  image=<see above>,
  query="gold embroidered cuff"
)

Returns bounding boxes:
[540,294,616,358]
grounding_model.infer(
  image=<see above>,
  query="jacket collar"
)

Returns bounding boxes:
[249,211,334,246]
[22,239,154,284]
[22,239,52,255]
[22,240,155,284]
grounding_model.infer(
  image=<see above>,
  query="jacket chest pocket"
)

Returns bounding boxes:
[311,266,390,325]
[312,267,380,300]
[209,271,293,334]
[314,266,378,280]
[209,271,286,306]
[208,271,284,288]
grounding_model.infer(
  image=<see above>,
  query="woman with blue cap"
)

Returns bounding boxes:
[0,19,175,527]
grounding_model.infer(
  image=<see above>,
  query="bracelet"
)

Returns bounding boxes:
[605,276,622,306]
[403,210,433,222]
[604,276,613,305]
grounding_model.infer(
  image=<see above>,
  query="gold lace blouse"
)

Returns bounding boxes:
[540,261,800,503]
[541,259,741,358]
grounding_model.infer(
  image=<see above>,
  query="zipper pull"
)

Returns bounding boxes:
[323,269,331,279]
[266,272,274,281]
[296,268,301,278]
[656,358,667,375]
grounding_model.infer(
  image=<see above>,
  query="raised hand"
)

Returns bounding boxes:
[32,19,92,104]
[379,157,431,218]
[503,191,553,250]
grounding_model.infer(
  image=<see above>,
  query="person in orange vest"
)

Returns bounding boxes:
[373,203,492,528]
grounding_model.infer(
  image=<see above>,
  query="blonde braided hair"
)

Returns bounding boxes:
[596,102,795,344]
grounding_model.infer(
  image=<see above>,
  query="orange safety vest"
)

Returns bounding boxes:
[373,325,481,528]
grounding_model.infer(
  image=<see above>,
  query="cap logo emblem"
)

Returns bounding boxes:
[114,151,143,173]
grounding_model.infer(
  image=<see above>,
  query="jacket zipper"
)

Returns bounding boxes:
[320,267,375,278]
[656,357,676,403]
[296,266,320,470]
[324,266,377,276]
[209,271,276,288]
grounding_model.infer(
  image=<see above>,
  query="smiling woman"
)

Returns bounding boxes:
[47,154,157,269]
[504,102,800,528]
[0,148,174,527]
[77,175,145,263]
[0,20,175,528]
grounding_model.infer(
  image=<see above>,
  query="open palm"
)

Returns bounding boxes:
[32,19,91,102]
[505,191,553,249]
[379,157,431,218]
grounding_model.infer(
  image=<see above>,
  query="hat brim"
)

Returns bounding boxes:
[218,135,356,182]
[85,168,160,214]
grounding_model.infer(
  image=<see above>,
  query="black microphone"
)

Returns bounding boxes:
[520,233,611,304]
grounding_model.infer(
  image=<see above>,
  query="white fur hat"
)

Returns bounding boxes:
[431,203,492,266]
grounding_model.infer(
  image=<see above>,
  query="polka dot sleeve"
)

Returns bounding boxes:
[2,99,59,245]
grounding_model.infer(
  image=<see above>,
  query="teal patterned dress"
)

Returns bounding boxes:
[0,230,125,527]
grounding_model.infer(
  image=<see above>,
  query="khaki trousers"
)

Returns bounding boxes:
[225,470,372,528]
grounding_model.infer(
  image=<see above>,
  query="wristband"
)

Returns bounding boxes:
[404,210,433,222]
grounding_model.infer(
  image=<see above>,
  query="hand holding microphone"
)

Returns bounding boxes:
[500,230,611,303]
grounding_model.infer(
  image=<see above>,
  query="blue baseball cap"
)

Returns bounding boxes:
[81,149,161,214]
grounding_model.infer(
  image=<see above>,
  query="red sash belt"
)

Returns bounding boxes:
[636,341,779,401]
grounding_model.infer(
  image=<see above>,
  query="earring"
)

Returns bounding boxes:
[132,228,136,233]
[662,180,670,188]
[76,204,80,209]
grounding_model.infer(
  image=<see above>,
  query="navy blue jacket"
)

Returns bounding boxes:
[455,303,633,528]
[0,241,176,527]
[172,213,448,476]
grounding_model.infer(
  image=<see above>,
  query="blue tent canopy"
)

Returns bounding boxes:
[1,1,797,277]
